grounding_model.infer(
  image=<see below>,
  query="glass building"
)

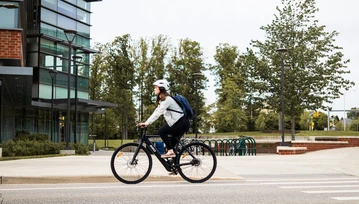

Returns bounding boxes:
[0,0,116,145]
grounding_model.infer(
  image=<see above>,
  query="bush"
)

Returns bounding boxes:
[2,140,63,157]
[16,133,49,141]
[28,134,49,141]
[15,130,31,141]
[70,143,90,155]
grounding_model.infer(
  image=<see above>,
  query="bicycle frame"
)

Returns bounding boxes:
[130,128,177,172]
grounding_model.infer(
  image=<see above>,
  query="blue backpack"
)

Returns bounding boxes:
[167,94,194,119]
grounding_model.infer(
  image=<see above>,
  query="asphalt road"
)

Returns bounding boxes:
[1,174,359,204]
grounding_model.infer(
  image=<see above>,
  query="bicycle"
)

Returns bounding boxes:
[110,127,217,184]
[227,138,249,156]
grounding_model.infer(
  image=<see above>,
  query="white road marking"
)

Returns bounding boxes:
[302,189,359,194]
[330,197,359,201]
[280,185,359,189]
[247,177,359,182]
[262,181,359,185]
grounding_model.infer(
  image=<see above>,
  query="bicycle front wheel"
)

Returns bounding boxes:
[177,142,217,183]
[110,143,152,184]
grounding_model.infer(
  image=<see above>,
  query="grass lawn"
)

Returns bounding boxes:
[185,130,359,138]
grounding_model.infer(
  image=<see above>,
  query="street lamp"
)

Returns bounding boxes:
[102,108,107,149]
[192,72,202,139]
[276,48,287,146]
[72,55,83,144]
[64,29,77,150]
[49,70,58,141]
[0,4,19,9]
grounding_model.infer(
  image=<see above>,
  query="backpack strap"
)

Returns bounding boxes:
[167,96,183,114]
[167,108,183,114]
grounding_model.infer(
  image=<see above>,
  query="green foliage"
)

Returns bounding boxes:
[167,38,207,133]
[313,112,328,130]
[335,120,343,131]
[69,143,89,155]
[349,120,359,131]
[2,140,63,157]
[255,112,266,131]
[2,140,89,156]
[16,133,49,141]
[15,130,30,139]
[347,107,359,120]
[250,0,354,138]
[212,44,247,132]
[299,110,313,130]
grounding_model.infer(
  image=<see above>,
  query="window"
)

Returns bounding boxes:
[41,8,57,25]
[77,0,91,11]
[76,35,90,48]
[77,9,90,24]
[58,0,76,19]
[42,0,57,11]
[77,22,90,37]
[0,1,19,29]
[58,15,76,30]
[40,23,58,37]
[40,39,57,55]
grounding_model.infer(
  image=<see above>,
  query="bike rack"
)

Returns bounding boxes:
[194,136,256,156]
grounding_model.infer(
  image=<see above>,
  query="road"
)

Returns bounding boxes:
[1,174,359,204]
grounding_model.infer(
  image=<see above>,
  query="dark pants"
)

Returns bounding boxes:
[158,117,190,150]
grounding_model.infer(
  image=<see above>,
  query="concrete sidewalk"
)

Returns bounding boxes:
[0,147,358,184]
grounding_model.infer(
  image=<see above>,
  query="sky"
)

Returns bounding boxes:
[90,0,359,118]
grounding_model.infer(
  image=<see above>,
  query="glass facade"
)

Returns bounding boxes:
[0,0,101,145]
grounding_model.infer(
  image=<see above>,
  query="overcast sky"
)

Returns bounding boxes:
[91,0,359,118]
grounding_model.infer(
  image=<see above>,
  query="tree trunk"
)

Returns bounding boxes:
[291,117,296,141]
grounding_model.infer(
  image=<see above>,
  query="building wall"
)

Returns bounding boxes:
[0,30,23,66]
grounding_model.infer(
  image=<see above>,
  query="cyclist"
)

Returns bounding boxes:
[137,79,190,158]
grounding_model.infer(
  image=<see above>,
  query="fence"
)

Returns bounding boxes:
[184,136,256,156]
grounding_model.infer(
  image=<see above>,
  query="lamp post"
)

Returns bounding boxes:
[276,48,287,146]
[64,29,77,150]
[72,55,82,144]
[192,72,202,139]
[49,70,58,141]
[104,109,107,148]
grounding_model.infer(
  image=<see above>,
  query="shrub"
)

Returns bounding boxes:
[15,130,31,141]
[2,140,63,156]
[70,143,90,155]
[28,134,49,141]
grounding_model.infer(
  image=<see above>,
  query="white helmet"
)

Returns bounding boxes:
[153,79,170,91]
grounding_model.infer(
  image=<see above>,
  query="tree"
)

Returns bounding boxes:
[251,0,354,140]
[104,34,137,139]
[167,39,207,133]
[299,110,314,130]
[212,44,247,132]
[255,112,266,131]
[312,111,327,130]
[89,42,107,139]
[347,107,359,120]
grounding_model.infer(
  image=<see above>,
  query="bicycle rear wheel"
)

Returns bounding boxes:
[176,142,217,183]
[110,143,152,184]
